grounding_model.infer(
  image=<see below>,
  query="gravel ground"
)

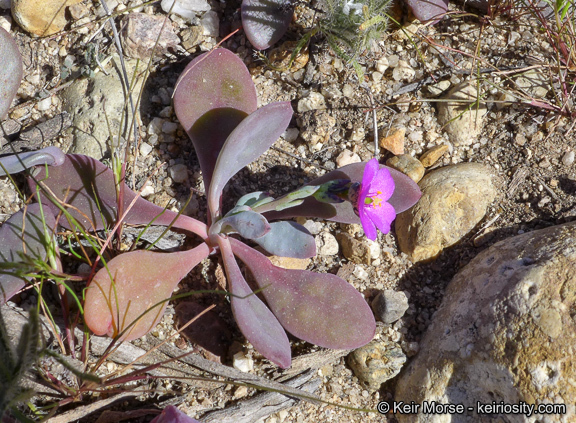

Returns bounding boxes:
[1,0,576,422]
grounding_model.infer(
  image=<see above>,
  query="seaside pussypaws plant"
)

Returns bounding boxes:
[1,48,421,369]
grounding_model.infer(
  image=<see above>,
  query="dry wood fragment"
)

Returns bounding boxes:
[201,370,321,423]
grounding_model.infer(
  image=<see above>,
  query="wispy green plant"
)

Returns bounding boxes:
[319,0,392,78]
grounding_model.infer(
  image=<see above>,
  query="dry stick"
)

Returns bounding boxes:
[361,84,378,157]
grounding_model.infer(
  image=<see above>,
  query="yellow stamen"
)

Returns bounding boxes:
[370,191,383,208]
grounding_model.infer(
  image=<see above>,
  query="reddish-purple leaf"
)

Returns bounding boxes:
[150,406,202,423]
[84,243,210,341]
[0,203,59,303]
[173,49,257,192]
[29,154,208,238]
[208,102,293,218]
[218,236,291,368]
[231,238,376,350]
[404,0,448,23]
[0,27,23,120]
[264,162,422,223]
[241,0,293,50]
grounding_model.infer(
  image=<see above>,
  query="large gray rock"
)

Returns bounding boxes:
[395,163,497,262]
[61,56,145,159]
[395,222,576,422]
[437,81,487,146]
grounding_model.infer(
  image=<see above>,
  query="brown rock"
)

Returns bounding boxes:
[12,0,82,36]
[337,233,371,265]
[386,154,425,183]
[268,41,309,72]
[121,13,180,60]
[379,127,405,155]
[419,144,449,167]
[395,163,496,262]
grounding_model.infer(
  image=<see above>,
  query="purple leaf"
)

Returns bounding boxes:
[0,147,66,176]
[173,49,257,193]
[212,210,271,240]
[264,162,422,224]
[150,405,202,423]
[0,203,59,303]
[230,239,375,349]
[253,221,316,259]
[0,27,23,120]
[208,102,293,218]
[217,236,291,368]
[241,0,293,50]
[84,243,210,341]
[404,0,448,23]
[29,154,208,238]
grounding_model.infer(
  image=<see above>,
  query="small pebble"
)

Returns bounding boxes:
[419,145,449,167]
[562,151,574,166]
[347,340,406,390]
[379,127,405,155]
[139,142,153,157]
[371,290,409,324]
[233,351,254,372]
[36,97,52,111]
[376,56,389,73]
[162,121,179,135]
[161,0,209,21]
[201,10,219,37]
[386,154,425,183]
[282,128,299,142]
[336,150,361,167]
[169,164,188,183]
[297,92,326,113]
[318,233,339,256]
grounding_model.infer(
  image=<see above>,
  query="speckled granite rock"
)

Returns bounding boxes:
[437,81,487,146]
[395,163,496,262]
[395,222,576,422]
[61,56,145,159]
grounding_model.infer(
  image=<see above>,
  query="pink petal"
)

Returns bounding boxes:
[371,167,395,201]
[358,158,380,208]
[359,207,377,240]
[365,201,396,236]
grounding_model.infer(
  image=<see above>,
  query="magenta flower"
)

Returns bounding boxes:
[356,158,396,240]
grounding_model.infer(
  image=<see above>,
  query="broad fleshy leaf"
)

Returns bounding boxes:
[84,243,210,341]
[241,0,293,50]
[211,210,271,240]
[208,102,293,218]
[253,221,316,259]
[0,27,23,120]
[173,49,257,192]
[404,0,448,23]
[29,154,208,238]
[264,162,422,223]
[0,147,66,176]
[0,203,59,303]
[218,236,291,368]
[231,238,375,349]
[150,406,202,423]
